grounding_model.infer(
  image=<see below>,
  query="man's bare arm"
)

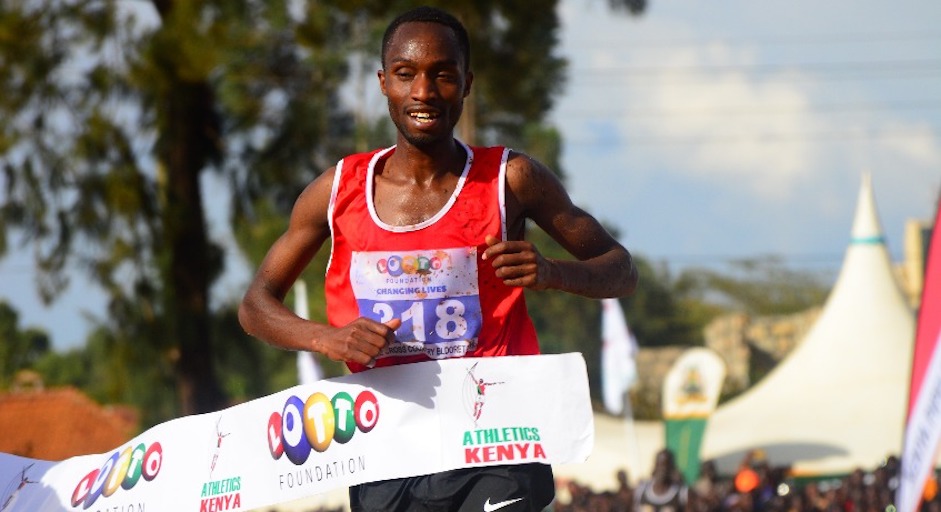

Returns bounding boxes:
[482,152,638,298]
[238,168,399,365]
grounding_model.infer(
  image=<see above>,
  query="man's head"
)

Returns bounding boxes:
[381,6,471,72]
[652,448,677,483]
[378,7,474,149]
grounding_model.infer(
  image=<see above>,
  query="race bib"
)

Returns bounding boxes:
[350,247,482,360]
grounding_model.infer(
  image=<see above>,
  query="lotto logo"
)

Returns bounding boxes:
[267,390,379,465]
[71,442,162,509]
[376,253,450,277]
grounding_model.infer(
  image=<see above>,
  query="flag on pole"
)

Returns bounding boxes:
[899,201,941,512]
[601,297,639,416]
[293,279,323,385]
[662,347,726,484]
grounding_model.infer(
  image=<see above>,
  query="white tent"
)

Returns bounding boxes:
[701,174,915,476]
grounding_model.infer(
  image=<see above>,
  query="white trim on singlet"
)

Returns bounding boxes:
[497,147,510,241]
[324,157,347,278]
[635,480,688,508]
[365,141,475,233]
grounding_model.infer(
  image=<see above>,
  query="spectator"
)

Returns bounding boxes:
[693,459,728,512]
[634,449,690,512]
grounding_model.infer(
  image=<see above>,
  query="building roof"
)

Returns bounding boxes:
[701,173,916,476]
[0,386,138,461]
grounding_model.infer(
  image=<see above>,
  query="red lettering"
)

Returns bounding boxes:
[142,442,163,481]
[465,447,481,463]
[70,469,98,507]
[533,443,547,459]
[268,412,284,458]
[354,391,379,432]
[200,494,241,512]
[464,442,547,464]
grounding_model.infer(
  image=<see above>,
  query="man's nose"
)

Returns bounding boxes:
[411,73,437,101]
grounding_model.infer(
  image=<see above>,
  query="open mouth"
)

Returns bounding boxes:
[409,111,440,124]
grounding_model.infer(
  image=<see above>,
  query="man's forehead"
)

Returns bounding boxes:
[387,22,462,58]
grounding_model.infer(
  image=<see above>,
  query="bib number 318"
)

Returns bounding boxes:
[361,296,480,345]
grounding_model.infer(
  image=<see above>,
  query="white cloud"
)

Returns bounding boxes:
[553,0,940,266]
[641,63,817,199]
[877,122,941,166]
[557,0,940,210]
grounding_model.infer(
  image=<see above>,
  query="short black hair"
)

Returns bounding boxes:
[381,6,471,71]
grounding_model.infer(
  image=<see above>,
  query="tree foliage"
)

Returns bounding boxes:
[0,1,368,416]
[0,0,647,420]
[0,301,51,389]
[677,257,829,316]
[521,225,724,405]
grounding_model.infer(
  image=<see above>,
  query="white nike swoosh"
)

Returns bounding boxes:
[483,497,524,512]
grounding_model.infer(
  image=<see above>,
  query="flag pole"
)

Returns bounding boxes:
[601,297,643,482]
[622,388,642,483]
[293,279,322,385]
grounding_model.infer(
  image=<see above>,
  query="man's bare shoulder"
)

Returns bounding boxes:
[291,166,338,225]
[505,150,542,176]
[504,150,566,206]
[301,166,337,198]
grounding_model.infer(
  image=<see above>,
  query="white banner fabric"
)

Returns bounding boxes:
[600,298,638,416]
[0,353,593,512]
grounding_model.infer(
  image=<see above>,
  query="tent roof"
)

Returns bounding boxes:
[701,173,915,476]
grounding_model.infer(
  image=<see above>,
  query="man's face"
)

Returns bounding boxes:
[379,21,472,149]
[653,451,673,481]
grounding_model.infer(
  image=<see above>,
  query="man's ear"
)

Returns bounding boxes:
[378,69,388,97]
[463,71,474,98]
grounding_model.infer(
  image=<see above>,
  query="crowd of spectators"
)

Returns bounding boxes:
[286,449,930,512]
[554,449,909,512]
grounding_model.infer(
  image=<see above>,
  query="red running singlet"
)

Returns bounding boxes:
[325,142,540,373]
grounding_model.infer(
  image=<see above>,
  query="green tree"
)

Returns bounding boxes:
[679,257,829,315]
[0,1,646,420]
[522,231,724,406]
[0,1,359,416]
[0,300,51,388]
[624,258,723,348]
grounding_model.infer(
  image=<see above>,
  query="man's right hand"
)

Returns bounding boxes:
[312,318,401,366]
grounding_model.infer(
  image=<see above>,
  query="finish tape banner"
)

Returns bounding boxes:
[0,353,593,512]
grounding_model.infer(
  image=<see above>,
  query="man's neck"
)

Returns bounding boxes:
[386,137,466,181]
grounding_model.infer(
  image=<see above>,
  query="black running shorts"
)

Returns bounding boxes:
[349,463,555,512]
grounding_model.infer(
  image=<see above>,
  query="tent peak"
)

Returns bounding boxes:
[850,172,885,245]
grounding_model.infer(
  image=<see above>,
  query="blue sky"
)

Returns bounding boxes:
[552,0,940,271]
[0,0,939,351]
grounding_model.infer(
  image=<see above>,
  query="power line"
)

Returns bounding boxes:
[572,70,941,87]
[648,253,846,268]
[565,31,941,49]
[562,127,940,147]
[566,59,941,88]
[554,99,941,119]
[570,58,941,75]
